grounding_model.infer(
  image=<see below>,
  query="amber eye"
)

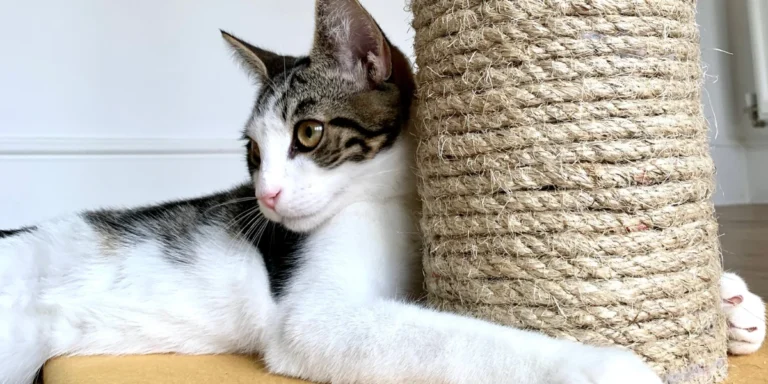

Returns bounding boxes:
[294,120,324,151]
[249,139,260,163]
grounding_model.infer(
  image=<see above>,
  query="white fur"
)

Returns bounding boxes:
[721,272,766,355]
[0,216,276,383]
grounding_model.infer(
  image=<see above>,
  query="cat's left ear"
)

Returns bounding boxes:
[221,30,295,83]
[312,0,392,86]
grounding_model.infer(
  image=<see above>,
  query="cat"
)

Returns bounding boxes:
[0,0,764,383]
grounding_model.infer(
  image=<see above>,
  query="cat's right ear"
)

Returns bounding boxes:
[220,30,286,82]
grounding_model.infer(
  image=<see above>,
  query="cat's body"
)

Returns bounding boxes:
[1,1,765,383]
[1,164,419,382]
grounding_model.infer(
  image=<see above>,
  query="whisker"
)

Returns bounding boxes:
[225,211,264,257]
[360,169,399,178]
[221,210,263,256]
[241,212,269,248]
[243,214,266,243]
[732,303,768,324]
[223,208,259,232]
[262,77,280,94]
[205,197,259,214]
[251,218,271,247]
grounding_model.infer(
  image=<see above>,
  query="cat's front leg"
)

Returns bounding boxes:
[258,201,660,384]
[263,299,661,384]
[548,343,661,384]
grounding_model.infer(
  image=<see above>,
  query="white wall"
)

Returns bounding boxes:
[722,0,768,204]
[698,0,751,205]
[0,0,413,228]
[699,0,768,205]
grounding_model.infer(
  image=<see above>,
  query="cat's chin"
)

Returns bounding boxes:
[260,205,329,233]
[280,214,329,233]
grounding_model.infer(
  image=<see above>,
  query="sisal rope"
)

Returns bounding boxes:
[410,0,728,382]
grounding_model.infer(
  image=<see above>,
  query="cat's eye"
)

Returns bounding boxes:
[294,120,324,151]
[249,139,260,163]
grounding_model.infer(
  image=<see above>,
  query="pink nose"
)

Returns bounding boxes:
[258,190,281,210]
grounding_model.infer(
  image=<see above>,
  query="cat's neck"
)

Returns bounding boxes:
[314,134,418,231]
[357,134,416,202]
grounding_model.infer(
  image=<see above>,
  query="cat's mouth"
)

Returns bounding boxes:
[258,189,344,232]
[261,188,345,229]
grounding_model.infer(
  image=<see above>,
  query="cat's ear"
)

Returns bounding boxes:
[221,30,294,82]
[311,0,392,86]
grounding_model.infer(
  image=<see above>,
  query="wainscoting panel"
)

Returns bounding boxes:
[0,138,248,228]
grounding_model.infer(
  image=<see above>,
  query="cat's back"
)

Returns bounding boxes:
[0,184,279,355]
[0,183,259,277]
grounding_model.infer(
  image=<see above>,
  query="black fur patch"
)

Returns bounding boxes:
[245,141,261,174]
[329,117,380,137]
[255,85,277,114]
[0,226,36,238]
[223,187,307,298]
[84,184,306,298]
[307,116,401,168]
[293,98,317,117]
[85,196,215,265]
[251,221,306,298]
[253,56,311,115]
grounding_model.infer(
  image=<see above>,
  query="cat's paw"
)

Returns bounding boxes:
[552,345,661,384]
[721,272,766,355]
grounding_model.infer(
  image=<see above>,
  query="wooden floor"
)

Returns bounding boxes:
[717,205,768,299]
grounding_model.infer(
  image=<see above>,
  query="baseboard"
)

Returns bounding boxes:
[0,137,243,156]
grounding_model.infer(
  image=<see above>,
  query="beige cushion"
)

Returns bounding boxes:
[44,343,768,384]
[44,354,308,384]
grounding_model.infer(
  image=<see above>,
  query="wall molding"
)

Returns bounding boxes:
[2,137,763,155]
[743,139,768,150]
[0,137,243,156]
[711,138,768,150]
[711,140,743,149]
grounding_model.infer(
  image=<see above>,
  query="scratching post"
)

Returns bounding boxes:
[411,1,728,382]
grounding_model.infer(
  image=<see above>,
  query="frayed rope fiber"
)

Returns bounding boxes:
[410,0,728,382]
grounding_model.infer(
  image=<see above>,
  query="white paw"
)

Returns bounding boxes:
[552,344,662,384]
[721,272,766,355]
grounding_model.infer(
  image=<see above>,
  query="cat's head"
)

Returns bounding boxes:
[222,0,415,233]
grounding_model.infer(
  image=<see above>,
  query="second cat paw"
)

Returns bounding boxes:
[721,272,766,355]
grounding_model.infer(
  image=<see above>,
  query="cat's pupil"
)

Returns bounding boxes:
[304,126,313,138]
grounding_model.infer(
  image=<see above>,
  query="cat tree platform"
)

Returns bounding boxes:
[44,342,767,384]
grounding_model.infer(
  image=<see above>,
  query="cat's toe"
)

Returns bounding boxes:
[720,272,749,303]
[721,272,766,355]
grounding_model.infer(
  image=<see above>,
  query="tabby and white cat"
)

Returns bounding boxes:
[1,0,764,383]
